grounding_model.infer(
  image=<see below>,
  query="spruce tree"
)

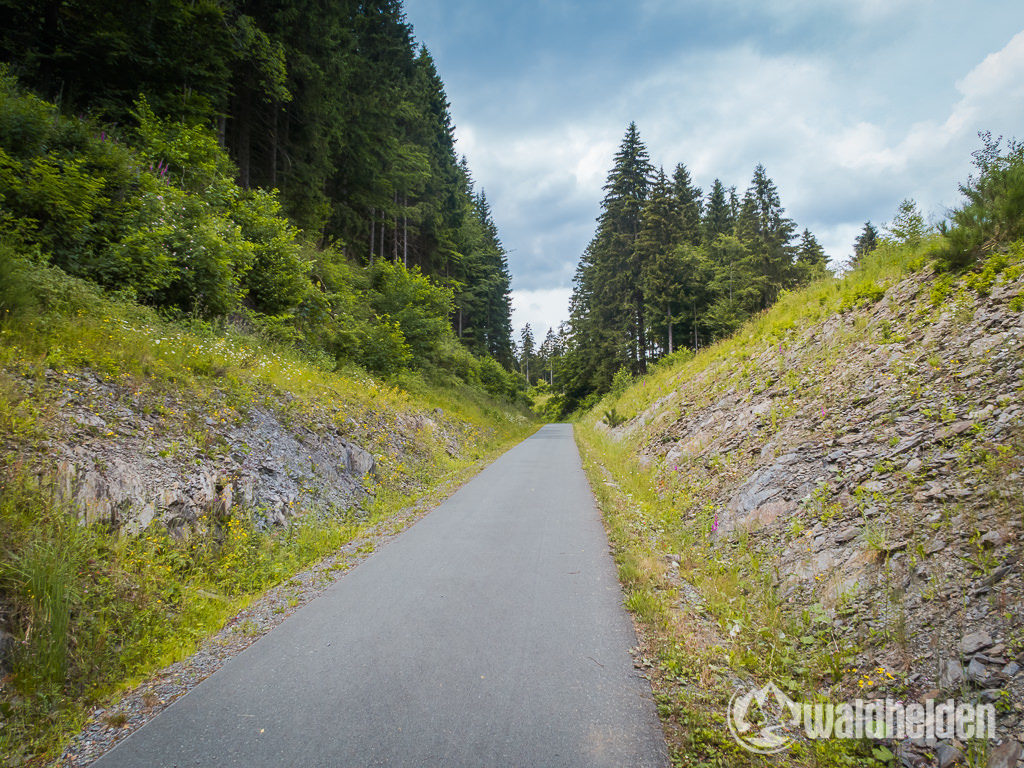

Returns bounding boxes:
[852,222,879,268]
[703,179,733,241]
[671,163,703,246]
[596,122,654,374]
[638,169,683,355]
[795,228,828,282]
[519,324,535,383]
[736,165,796,309]
[884,199,927,246]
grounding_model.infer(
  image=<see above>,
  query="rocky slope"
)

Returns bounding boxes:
[587,251,1024,766]
[3,364,476,536]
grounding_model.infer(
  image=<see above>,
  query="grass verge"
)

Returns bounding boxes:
[0,258,536,765]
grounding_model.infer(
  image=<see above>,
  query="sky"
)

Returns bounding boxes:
[401,0,1024,340]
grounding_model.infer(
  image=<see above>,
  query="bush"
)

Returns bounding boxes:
[0,75,310,321]
[366,261,453,363]
[476,355,514,399]
[610,366,634,397]
[0,70,524,406]
[937,133,1024,270]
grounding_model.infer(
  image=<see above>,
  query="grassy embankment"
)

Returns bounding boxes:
[575,240,1024,767]
[0,255,536,765]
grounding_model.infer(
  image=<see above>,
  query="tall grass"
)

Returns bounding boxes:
[5,539,77,688]
[0,255,536,763]
[576,236,1024,765]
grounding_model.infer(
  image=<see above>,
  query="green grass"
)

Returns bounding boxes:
[568,238,1024,766]
[0,257,537,765]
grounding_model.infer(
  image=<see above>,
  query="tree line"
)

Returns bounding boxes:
[0,0,515,372]
[553,122,829,412]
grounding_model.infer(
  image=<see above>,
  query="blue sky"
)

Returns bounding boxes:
[402,0,1024,338]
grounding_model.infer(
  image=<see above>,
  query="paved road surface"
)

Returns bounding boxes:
[94,423,668,767]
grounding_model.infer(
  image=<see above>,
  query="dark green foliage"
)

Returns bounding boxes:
[735,164,797,309]
[0,0,235,123]
[703,179,733,242]
[852,221,879,268]
[795,228,828,283]
[937,133,1024,270]
[564,123,654,403]
[560,124,824,413]
[0,69,519,399]
[671,164,703,246]
[0,0,515,373]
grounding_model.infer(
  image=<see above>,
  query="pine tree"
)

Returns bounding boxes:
[703,179,733,241]
[795,228,828,283]
[671,163,702,246]
[852,221,879,268]
[884,199,927,246]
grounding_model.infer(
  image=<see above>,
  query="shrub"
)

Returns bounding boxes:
[937,133,1024,270]
[366,261,453,364]
[477,355,513,399]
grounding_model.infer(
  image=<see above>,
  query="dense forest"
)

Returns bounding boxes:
[535,123,830,414]
[0,0,517,393]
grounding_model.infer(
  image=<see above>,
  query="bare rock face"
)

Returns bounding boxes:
[987,740,1022,768]
[21,369,464,537]
[613,261,1024,744]
[50,407,374,535]
[960,630,993,655]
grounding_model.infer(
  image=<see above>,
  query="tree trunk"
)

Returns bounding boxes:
[667,306,673,355]
[393,192,399,263]
[369,209,375,264]
[236,88,251,189]
[635,291,647,374]
[403,195,408,268]
[693,301,698,350]
[269,100,278,189]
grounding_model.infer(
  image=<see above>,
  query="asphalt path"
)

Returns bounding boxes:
[93,423,668,767]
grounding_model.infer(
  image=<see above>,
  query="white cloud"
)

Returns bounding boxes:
[434,5,1024,335]
[511,288,572,339]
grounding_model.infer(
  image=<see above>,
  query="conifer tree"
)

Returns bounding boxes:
[703,179,733,241]
[596,122,654,374]
[795,228,828,282]
[852,221,879,268]
[638,169,683,354]
[671,163,703,246]
[562,139,825,411]
[519,324,535,383]
[884,199,927,246]
[736,165,796,309]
